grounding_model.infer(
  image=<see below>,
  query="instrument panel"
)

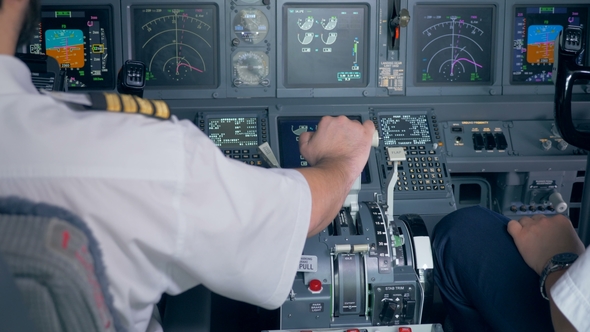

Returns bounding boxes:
[30,0,590,96]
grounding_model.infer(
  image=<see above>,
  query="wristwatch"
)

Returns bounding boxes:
[539,252,578,300]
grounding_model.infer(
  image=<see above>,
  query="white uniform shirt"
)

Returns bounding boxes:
[551,246,590,331]
[0,55,311,331]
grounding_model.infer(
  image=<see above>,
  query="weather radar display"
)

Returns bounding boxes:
[132,6,218,88]
[415,5,494,84]
[283,5,368,88]
[512,6,588,84]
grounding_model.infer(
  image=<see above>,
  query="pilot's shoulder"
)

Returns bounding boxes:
[41,90,170,120]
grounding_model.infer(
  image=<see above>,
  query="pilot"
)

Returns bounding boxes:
[0,0,375,330]
[433,206,588,331]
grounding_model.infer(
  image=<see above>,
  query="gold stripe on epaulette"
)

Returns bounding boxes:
[120,94,138,113]
[152,100,171,119]
[104,93,122,112]
[134,96,154,116]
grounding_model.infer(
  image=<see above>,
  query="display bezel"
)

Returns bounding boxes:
[38,5,117,90]
[412,4,496,86]
[509,4,589,85]
[276,115,371,183]
[281,3,370,89]
[130,3,220,89]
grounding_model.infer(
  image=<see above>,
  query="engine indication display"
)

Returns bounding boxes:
[132,6,218,88]
[283,5,368,88]
[512,6,588,84]
[415,5,494,84]
[277,116,370,183]
[29,6,115,90]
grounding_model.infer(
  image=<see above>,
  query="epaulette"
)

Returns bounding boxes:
[41,90,171,120]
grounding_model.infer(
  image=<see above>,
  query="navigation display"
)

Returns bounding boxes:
[414,5,495,84]
[512,6,588,84]
[380,114,432,146]
[277,116,370,183]
[207,117,259,148]
[29,6,115,90]
[283,4,369,88]
[132,5,218,88]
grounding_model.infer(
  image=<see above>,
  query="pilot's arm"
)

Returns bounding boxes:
[507,215,587,331]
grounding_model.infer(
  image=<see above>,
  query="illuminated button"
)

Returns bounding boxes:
[224,150,231,154]
[419,186,425,190]
[233,155,241,159]
[419,146,425,150]
[399,327,412,332]
[413,186,418,191]
[308,279,322,293]
[419,151,426,155]
[410,151,417,155]
[243,155,250,159]
[242,149,249,153]
[233,150,240,154]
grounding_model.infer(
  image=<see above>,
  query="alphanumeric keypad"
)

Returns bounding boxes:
[384,146,446,192]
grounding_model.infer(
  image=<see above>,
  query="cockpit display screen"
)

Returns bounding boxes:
[414,5,494,84]
[282,4,369,88]
[511,6,588,84]
[30,6,115,90]
[277,116,370,183]
[131,5,218,88]
[380,114,432,146]
[207,117,259,148]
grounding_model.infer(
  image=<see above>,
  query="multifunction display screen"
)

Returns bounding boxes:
[207,117,259,148]
[380,114,432,146]
[283,5,369,88]
[414,5,495,84]
[132,5,218,88]
[277,116,370,183]
[30,6,115,90]
[512,6,588,84]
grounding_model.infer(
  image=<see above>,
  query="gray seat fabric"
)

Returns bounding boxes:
[0,196,126,332]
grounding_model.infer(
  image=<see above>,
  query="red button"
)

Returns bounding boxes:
[308,279,322,292]
[399,328,412,332]
[346,329,360,332]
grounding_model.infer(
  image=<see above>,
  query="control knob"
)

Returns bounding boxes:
[542,140,552,151]
[557,139,569,151]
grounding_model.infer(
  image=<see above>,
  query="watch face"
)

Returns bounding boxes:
[554,252,578,264]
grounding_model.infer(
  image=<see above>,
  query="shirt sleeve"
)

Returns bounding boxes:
[164,119,312,309]
[551,246,590,331]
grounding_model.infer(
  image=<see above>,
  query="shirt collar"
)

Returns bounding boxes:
[0,54,40,95]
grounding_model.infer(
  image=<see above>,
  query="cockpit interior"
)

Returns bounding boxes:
[6,0,590,330]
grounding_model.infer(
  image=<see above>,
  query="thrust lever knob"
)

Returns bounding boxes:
[549,192,568,213]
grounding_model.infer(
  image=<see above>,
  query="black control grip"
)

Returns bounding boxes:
[554,27,590,150]
[117,60,146,97]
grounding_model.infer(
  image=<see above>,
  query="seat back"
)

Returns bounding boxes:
[0,197,125,332]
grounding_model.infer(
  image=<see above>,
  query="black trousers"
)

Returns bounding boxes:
[432,206,553,331]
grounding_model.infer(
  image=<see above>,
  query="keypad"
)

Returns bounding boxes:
[384,146,447,192]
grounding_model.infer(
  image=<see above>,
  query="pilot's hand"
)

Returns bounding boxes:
[507,214,585,275]
[298,116,375,179]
